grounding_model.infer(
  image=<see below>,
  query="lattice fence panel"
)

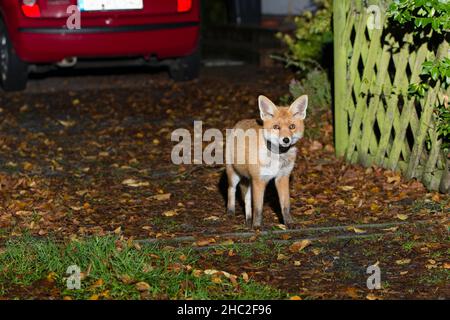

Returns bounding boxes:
[334,0,449,192]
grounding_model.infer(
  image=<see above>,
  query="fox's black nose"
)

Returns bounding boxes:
[283,137,290,144]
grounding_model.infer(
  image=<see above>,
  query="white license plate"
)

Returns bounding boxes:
[78,0,143,11]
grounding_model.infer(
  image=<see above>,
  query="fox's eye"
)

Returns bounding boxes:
[289,124,296,130]
[273,125,280,130]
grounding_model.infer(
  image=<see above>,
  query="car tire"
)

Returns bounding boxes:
[0,20,28,92]
[169,48,201,82]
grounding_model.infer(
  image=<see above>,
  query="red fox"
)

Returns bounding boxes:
[226,95,308,229]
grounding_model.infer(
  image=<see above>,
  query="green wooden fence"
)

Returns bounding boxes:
[333,0,449,192]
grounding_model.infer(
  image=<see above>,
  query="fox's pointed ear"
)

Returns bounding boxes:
[289,95,308,120]
[258,95,277,121]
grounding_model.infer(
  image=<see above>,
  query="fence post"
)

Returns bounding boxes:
[333,0,348,157]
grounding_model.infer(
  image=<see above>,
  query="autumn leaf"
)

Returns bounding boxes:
[204,215,220,221]
[219,239,234,246]
[149,193,171,201]
[58,120,76,128]
[135,282,151,292]
[347,226,367,234]
[23,162,33,171]
[204,269,219,275]
[386,174,401,184]
[344,287,359,299]
[289,240,311,253]
[195,238,216,247]
[339,185,355,191]
[309,140,323,151]
[46,272,58,283]
[396,214,409,221]
[395,258,411,265]
[90,278,104,289]
[119,274,133,284]
[274,224,287,230]
[366,293,382,300]
[211,276,222,284]
[122,179,149,188]
[382,226,399,232]
[162,210,179,217]
[277,253,289,261]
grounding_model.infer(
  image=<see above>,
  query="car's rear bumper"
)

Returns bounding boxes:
[14,22,200,63]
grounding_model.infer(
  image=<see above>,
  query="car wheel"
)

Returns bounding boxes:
[169,48,201,82]
[0,21,28,92]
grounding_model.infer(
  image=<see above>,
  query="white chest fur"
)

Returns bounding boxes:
[258,147,297,181]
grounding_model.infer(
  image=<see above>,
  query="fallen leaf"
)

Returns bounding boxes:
[344,287,359,299]
[192,269,203,277]
[220,239,234,246]
[281,234,292,240]
[289,240,311,253]
[119,275,133,284]
[204,269,219,275]
[23,162,33,171]
[382,226,398,232]
[204,215,220,221]
[162,210,179,217]
[396,214,408,221]
[348,226,367,234]
[135,281,151,292]
[387,174,401,184]
[277,253,288,261]
[309,140,323,151]
[46,272,57,283]
[122,179,149,188]
[395,258,411,265]
[90,278,104,289]
[366,293,382,300]
[150,193,171,201]
[211,276,222,284]
[195,238,216,247]
[59,120,76,128]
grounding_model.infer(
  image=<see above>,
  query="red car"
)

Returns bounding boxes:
[0,0,201,91]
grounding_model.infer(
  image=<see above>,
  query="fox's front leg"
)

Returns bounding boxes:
[275,175,294,228]
[251,178,267,229]
[226,166,240,215]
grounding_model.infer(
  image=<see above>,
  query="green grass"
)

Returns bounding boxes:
[418,269,450,286]
[151,216,182,233]
[0,236,286,300]
[402,241,416,252]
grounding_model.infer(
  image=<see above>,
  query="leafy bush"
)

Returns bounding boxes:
[276,0,332,71]
[388,0,450,32]
[275,0,332,109]
[387,0,450,153]
[289,69,331,109]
